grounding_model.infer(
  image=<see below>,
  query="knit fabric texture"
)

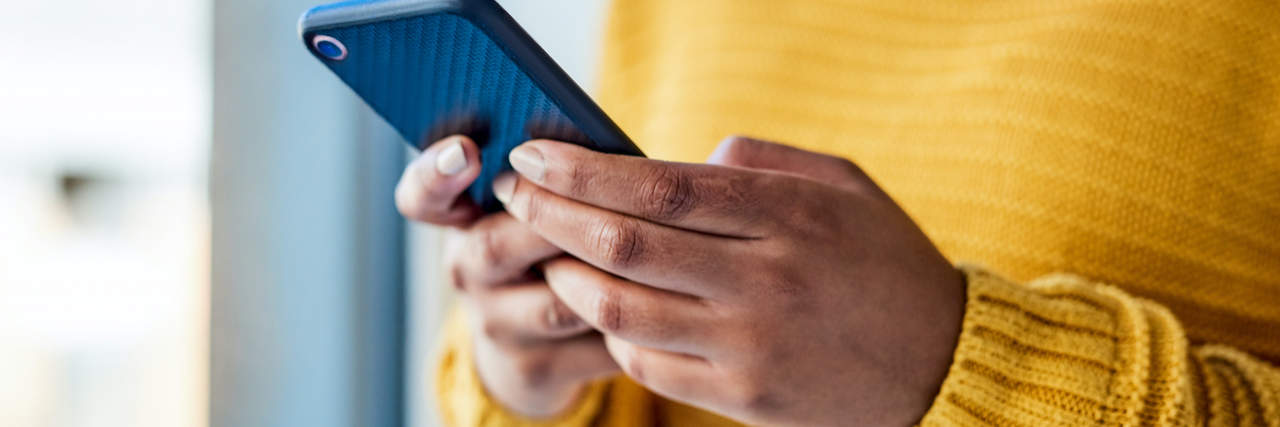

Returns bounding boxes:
[434,0,1280,425]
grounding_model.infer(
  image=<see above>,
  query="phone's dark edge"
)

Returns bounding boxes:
[298,0,462,36]
[298,0,643,157]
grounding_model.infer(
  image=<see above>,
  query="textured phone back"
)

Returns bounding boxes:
[311,12,593,211]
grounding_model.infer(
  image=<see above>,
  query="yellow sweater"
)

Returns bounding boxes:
[436,0,1280,425]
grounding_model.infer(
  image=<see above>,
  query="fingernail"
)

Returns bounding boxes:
[435,139,467,176]
[508,145,546,182]
[493,173,516,205]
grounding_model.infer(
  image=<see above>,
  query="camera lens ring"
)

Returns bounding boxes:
[312,35,348,61]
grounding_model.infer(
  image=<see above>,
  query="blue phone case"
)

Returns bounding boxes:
[299,0,642,212]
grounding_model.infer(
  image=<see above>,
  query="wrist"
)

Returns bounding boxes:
[890,265,969,425]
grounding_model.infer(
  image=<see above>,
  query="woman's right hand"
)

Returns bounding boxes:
[396,135,619,417]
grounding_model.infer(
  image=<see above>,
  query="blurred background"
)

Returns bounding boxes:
[0,0,608,426]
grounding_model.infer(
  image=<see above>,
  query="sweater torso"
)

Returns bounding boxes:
[596,0,1280,363]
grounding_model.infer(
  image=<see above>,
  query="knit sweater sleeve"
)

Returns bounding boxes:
[922,266,1280,426]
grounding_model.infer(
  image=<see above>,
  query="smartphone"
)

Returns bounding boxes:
[298,0,643,212]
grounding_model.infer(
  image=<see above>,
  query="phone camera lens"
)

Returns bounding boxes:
[312,35,348,61]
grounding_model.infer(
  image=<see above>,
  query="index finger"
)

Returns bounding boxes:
[506,140,781,238]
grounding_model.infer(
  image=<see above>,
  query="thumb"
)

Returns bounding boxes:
[395,135,484,227]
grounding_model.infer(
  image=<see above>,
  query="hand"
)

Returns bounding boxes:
[396,135,618,417]
[493,136,966,426]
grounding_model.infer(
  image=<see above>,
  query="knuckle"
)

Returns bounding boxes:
[541,299,583,331]
[777,179,829,226]
[476,226,506,268]
[519,185,544,225]
[479,318,504,342]
[757,255,809,301]
[731,374,780,415]
[716,173,772,229]
[448,264,467,292]
[590,218,645,269]
[723,136,760,161]
[832,157,862,177]
[394,189,416,219]
[443,233,473,291]
[712,135,763,167]
[591,288,625,334]
[563,159,593,199]
[742,389,780,415]
[739,173,779,211]
[826,157,881,196]
[396,162,455,221]
[513,355,554,390]
[619,347,645,384]
[637,166,694,221]
[394,181,427,221]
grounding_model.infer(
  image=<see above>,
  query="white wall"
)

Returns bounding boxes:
[0,1,210,426]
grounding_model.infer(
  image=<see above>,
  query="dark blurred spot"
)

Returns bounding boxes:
[525,117,590,147]
[58,171,121,228]
[423,113,489,150]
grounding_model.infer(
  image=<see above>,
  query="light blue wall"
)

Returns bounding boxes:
[211,0,404,426]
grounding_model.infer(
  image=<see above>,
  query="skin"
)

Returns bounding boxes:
[399,135,966,425]
[396,135,617,417]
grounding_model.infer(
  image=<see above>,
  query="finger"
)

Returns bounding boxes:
[708,135,884,196]
[455,213,562,289]
[474,282,593,343]
[495,174,754,299]
[543,257,716,356]
[544,334,622,386]
[507,139,784,237]
[396,135,483,226]
[603,335,719,409]
[475,332,620,393]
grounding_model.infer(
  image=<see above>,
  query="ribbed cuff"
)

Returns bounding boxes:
[920,265,1191,426]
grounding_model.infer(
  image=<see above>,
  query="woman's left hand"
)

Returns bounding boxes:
[493,136,967,426]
